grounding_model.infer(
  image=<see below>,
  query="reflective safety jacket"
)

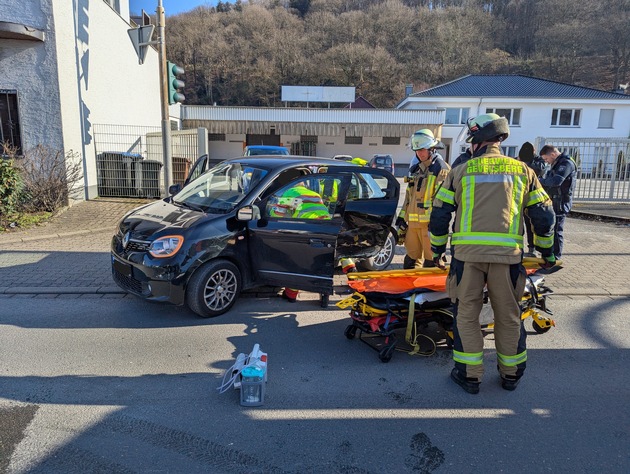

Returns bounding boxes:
[399,153,450,228]
[430,144,555,264]
[270,185,331,219]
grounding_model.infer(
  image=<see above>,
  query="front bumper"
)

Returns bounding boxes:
[111,235,186,305]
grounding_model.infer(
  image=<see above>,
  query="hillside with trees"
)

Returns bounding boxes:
[164,0,630,108]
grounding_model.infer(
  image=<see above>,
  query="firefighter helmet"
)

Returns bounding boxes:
[462,113,510,144]
[410,129,439,150]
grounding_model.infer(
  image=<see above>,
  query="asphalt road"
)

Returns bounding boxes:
[1,291,629,473]
[1,195,629,472]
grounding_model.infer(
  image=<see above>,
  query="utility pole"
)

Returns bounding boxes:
[157,0,173,194]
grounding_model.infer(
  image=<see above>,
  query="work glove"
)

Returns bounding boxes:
[539,254,556,270]
[432,252,447,270]
[395,217,408,244]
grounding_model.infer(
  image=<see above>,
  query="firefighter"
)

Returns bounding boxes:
[429,113,556,394]
[517,142,547,256]
[397,129,450,269]
[270,180,355,302]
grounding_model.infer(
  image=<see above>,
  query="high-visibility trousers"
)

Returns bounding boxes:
[404,222,432,262]
[448,258,527,380]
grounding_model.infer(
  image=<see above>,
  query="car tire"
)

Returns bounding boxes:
[357,231,397,272]
[186,260,241,318]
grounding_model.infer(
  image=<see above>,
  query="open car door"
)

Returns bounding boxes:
[330,167,400,260]
[246,166,399,293]
[246,172,351,293]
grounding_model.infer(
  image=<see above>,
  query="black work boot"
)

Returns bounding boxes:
[403,255,417,269]
[450,368,480,394]
[501,375,521,391]
[422,259,436,268]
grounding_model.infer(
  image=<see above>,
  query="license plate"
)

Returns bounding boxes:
[113,257,132,278]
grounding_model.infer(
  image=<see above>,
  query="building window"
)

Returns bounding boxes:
[500,145,517,157]
[300,135,318,143]
[444,107,469,125]
[345,135,362,145]
[551,108,581,127]
[598,109,614,128]
[485,108,521,126]
[0,90,22,155]
[382,137,400,145]
[208,133,226,141]
[103,0,121,14]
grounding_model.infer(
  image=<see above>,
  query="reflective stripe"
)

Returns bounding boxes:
[422,175,436,207]
[451,232,524,247]
[430,232,449,247]
[473,175,513,183]
[435,187,455,205]
[408,213,430,222]
[509,175,527,236]
[497,350,527,366]
[526,188,550,207]
[460,175,475,232]
[533,234,553,248]
[453,350,484,365]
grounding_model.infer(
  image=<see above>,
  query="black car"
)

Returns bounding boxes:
[369,154,395,175]
[111,157,399,317]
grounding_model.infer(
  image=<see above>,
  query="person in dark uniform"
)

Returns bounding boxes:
[518,142,547,256]
[538,145,577,259]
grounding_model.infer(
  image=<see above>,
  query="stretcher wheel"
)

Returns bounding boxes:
[320,293,329,308]
[532,320,551,334]
[445,332,454,349]
[379,345,395,363]
[344,324,358,339]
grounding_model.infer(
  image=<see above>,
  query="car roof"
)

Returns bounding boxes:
[245,145,287,150]
[220,155,360,170]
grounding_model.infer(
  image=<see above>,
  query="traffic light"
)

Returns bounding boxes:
[167,60,185,104]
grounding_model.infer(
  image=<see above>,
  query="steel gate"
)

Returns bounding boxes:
[535,137,630,202]
[93,124,205,198]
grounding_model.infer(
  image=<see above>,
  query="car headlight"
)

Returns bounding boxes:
[149,235,184,258]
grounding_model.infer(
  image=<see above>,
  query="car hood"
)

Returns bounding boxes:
[120,200,214,239]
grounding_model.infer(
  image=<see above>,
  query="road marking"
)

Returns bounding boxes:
[247,408,515,419]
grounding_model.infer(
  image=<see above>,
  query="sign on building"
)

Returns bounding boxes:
[281,86,355,104]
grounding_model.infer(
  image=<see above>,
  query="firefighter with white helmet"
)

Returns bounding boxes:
[430,113,556,394]
[396,129,450,268]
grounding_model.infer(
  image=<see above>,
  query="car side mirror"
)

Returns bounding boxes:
[237,205,261,221]
[168,184,182,195]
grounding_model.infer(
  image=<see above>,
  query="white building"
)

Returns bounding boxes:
[397,74,630,168]
[181,106,444,175]
[0,0,162,199]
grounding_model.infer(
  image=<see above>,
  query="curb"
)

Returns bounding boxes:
[1,287,629,297]
[569,210,630,224]
[0,286,125,295]
[0,227,116,245]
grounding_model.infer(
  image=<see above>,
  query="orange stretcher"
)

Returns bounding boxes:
[338,257,560,362]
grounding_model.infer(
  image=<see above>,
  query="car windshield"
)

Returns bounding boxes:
[173,162,269,213]
[247,147,288,156]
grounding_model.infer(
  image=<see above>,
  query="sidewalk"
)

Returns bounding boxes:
[1,197,629,297]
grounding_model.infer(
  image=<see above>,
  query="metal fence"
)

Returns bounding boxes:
[93,124,201,198]
[535,137,630,202]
